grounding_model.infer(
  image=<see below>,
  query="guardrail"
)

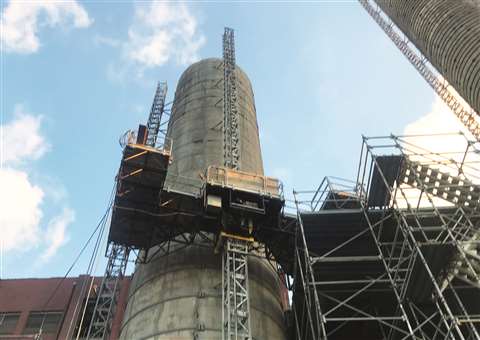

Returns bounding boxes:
[294,176,365,212]
[119,129,172,156]
[205,166,283,199]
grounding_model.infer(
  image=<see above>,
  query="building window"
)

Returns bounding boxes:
[0,312,20,335]
[22,311,63,335]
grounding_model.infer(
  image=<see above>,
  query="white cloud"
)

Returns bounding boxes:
[102,2,205,82]
[403,96,478,162]
[399,96,480,208]
[403,76,478,153]
[41,177,68,204]
[2,104,50,164]
[404,94,464,129]
[40,207,74,262]
[1,0,92,54]
[0,167,44,252]
[0,109,74,266]
[125,2,205,68]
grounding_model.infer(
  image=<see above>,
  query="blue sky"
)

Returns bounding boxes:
[1,0,448,279]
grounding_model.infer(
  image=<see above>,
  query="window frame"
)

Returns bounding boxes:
[22,311,63,335]
[0,312,21,335]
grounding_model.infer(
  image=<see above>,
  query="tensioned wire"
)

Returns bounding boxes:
[35,183,115,339]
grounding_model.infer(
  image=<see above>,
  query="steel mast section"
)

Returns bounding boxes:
[359,0,480,141]
[86,83,168,340]
[86,244,129,339]
[222,27,253,340]
[223,27,240,170]
[146,82,168,147]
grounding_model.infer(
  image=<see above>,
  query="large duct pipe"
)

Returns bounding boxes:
[375,0,480,114]
[119,58,287,339]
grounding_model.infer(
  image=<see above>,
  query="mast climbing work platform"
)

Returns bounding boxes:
[202,164,285,340]
[108,138,172,247]
[87,27,293,340]
[86,84,170,340]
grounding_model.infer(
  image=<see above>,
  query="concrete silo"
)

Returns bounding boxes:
[119,58,287,340]
[375,0,480,114]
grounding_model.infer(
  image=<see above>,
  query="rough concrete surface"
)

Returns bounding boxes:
[119,59,287,340]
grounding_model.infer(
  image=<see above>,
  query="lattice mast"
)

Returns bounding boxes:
[223,27,241,170]
[86,83,168,340]
[86,244,129,339]
[359,0,480,141]
[222,27,252,340]
[146,82,168,147]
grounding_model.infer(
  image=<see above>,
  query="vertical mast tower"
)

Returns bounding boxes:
[222,27,252,340]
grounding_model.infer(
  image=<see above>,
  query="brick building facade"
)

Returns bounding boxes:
[0,276,130,340]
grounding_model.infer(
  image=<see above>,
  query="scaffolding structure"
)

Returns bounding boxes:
[293,133,480,340]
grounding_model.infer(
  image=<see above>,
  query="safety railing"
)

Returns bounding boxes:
[205,166,283,199]
[294,176,364,212]
[119,129,172,157]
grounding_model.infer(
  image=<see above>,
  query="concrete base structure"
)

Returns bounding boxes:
[119,241,286,339]
[0,275,130,340]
